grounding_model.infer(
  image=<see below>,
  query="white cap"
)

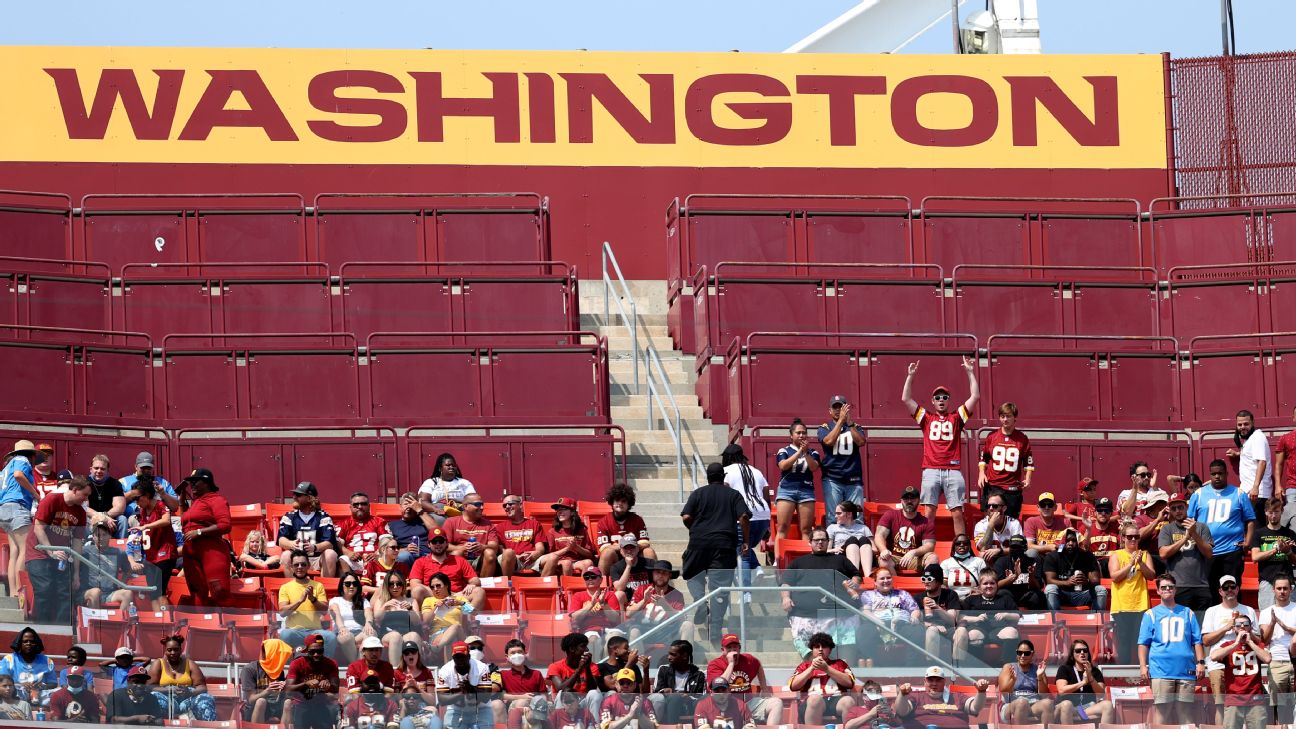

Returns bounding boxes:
[925,666,945,679]
[361,636,384,650]
[114,646,134,658]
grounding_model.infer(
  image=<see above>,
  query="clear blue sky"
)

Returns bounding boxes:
[1,0,1292,57]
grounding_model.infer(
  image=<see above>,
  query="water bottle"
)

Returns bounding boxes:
[57,556,66,571]
[33,710,44,722]
[127,528,144,562]
[127,602,138,620]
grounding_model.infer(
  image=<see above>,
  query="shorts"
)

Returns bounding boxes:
[1150,678,1196,704]
[920,469,966,509]
[1270,660,1295,706]
[0,502,32,532]
[745,696,775,722]
[775,482,816,505]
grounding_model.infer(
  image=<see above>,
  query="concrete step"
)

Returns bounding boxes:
[617,427,721,444]
[586,323,671,338]
[624,441,718,458]
[613,404,706,420]
[611,394,707,410]
[605,336,679,352]
[628,478,692,494]
[610,381,694,397]
[580,313,669,329]
[608,360,694,377]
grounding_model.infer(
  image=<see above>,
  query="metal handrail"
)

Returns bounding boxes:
[34,544,152,593]
[603,241,704,499]
[627,582,975,683]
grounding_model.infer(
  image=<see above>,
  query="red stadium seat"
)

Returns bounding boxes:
[476,576,512,613]
[512,576,563,613]
[182,612,229,662]
[136,610,178,650]
[226,613,272,663]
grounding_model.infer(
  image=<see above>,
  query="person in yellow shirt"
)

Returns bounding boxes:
[279,550,338,657]
[1109,526,1156,664]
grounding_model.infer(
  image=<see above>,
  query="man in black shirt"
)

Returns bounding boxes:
[596,636,650,692]
[781,526,862,660]
[1043,530,1108,611]
[609,535,653,604]
[914,563,961,660]
[681,462,751,646]
[955,567,1020,666]
[1250,496,1296,610]
[105,666,164,725]
[992,534,1046,609]
[85,454,126,536]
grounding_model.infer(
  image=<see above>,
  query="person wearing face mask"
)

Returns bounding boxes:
[436,641,495,729]
[695,677,756,729]
[939,535,985,600]
[463,635,507,725]
[991,534,1045,610]
[1042,530,1108,612]
[500,639,547,724]
[106,666,164,725]
[48,666,102,723]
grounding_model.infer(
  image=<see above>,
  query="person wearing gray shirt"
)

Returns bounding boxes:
[1159,493,1215,612]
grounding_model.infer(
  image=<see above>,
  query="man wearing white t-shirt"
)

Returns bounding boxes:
[1262,575,1296,722]
[972,494,1022,565]
[1202,575,1259,723]
[1230,410,1272,512]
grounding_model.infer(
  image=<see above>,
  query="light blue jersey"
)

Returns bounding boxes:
[1138,603,1203,680]
[1186,484,1255,555]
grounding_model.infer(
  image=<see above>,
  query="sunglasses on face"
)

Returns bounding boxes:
[1095,508,1113,514]
[921,575,937,582]
[308,650,325,656]
[342,581,360,588]
[504,502,521,508]
[1016,650,1033,656]
[390,581,406,589]
[466,501,485,508]
[1222,583,1239,590]
[431,539,447,545]
[933,394,950,401]
[351,502,369,508]
[1124,534,1140,539]
[293,562,310,569]
[986,504,1004,510]
[1073,648,1089,655]
[1135,472,1151,478]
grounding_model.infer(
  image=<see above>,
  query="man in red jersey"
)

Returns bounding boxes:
[893,667,991,729]
[345,636,396,698]
[902,356,980,538]
[497,496,547,576]
[874,485,938,574]
[1208,615,1270,729]
[441,492,501,577]
[789,632,855,725]
[409,527,485,611]
[336,491,390,575]
[694,677,756,729]
[595,482,656,575]
[1273,407,1296,525]
[31,443,59,498]
[1023,492,1068,558]
[1082,497,1120,578]
[706,634,782,726]
[977,402,1033,520]
[285,635,340,729]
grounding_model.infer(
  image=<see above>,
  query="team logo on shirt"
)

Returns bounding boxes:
[896,526,916,550]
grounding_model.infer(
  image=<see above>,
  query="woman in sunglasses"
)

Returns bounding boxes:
[997,639,1054,725]
[1053,639,1115,725]
[328,575,374,665]
[373,571,423,666]
[1109,526,1156,663]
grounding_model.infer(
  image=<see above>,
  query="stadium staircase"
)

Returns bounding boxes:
[580,280,805,664]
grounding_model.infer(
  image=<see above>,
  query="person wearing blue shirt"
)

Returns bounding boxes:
[1187,459,1257,604]
[0,440,44,607]
[1138,574,1205,725]
[817,396,865,523]
[0,628,57,707]
[775,418,821,543]
[120,452,180,520]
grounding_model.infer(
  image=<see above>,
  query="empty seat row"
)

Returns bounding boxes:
[0,191,551,274]
[0,327,609,428]
[667,193,1296,351]
[0,260,578,344]
[682,261,1296,359]
[7,421,625,505]
[711,332,1296,431]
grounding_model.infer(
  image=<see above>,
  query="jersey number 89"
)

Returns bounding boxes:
[927,420,955,442]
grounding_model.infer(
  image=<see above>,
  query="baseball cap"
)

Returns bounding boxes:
[921,563,944,582]
[36,443,53,453]
[114,646,135,658]
[429,528,447,542]
[464,635,484,647]
[931,385,951,397]
[451,641,470,656]
[710,677,730,691]
[614,668,638,683]
[619,534,639,548]
[1220,574,1239,587]
[1007,534,1028,548]
[181,468,218,490]
[1077,477,1098,492]
[583,567,603,579]
[829,395,848,407]
[706,462,725,483]
[126,665,149,680]
[551,497,577,511]
[1143,489,1170,508]
[401,641,421,654]
[361,636,384,650]
[1037,491,1056,505]
[136,451,155,468]
[721,633,740,647]
[1094,497,1114,512]
[529,695,552,716]
[925,666,945,679]
[1168,492,1188,505]
[900,485,920,499]
[65,666,87,680]
[292,481,319,497]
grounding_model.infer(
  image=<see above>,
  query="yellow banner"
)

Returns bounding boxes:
[0,47,1167,169]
